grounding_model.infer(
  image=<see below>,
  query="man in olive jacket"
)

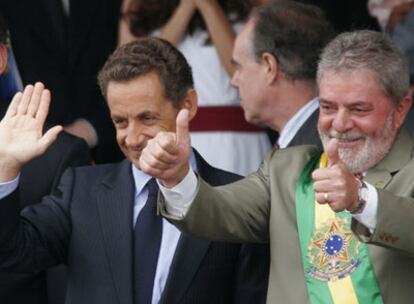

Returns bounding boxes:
[140,30,414,303]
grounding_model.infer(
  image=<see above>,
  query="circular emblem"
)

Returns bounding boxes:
[306,217,361,281]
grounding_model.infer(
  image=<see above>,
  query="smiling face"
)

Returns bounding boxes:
[318,70,410,173]
[107,72,181,168]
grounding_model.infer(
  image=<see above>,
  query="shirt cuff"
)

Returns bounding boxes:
[351,182,378,233]
[158,169,199,218]
[0,174,20,199]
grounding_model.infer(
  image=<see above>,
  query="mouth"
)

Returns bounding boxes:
[128,149,143,159]
[332,136,364,148]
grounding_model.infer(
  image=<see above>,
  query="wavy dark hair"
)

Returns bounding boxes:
[98,37,194,108]
[124,0,252,38]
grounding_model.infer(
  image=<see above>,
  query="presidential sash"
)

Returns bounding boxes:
[295,152,383,304]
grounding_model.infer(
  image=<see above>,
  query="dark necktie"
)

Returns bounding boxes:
[134,178,162,304]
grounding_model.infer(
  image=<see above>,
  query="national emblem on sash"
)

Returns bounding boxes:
[306,217,361,281]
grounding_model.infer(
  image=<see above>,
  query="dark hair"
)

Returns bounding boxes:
[318,30,410,105]
[124,0,252,37]
[98,37,193,108]
[250,0,335,81]
[0,14,9,46]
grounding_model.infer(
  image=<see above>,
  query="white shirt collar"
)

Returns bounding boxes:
[278,98,319,148]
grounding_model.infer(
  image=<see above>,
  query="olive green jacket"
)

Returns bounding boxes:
[160,129,414,303]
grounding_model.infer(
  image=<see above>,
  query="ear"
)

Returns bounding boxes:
[180,88,198,121]
[0,45,8,74]
[261,52,279,85]
[393,94,412,129]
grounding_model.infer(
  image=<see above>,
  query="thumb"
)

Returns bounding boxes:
[176,109,190,146]
[326,138,340,167]
[38,125,63,152]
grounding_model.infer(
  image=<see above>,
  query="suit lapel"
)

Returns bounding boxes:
[159,235,210,304]
[159,150,218,304]
[96,160,135,304]
[365,128,414,189]
[288,109,321,148]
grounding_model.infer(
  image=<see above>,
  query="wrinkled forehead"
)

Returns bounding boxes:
[318,69,383,94]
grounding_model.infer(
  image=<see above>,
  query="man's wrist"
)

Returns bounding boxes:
[348,180,368,214]
[0,161,21,182]
[159,163,190,189]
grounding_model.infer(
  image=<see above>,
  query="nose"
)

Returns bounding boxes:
[332,109,354,133]
[125,124,145,148]
[231,71,239,88]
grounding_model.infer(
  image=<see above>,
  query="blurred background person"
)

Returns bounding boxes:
[297,0,379,33]
[119,0,271,175]
[230,1,335,149]
[368,0,414,135]
[0,0,124,164]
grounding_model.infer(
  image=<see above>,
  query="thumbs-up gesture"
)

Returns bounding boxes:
[139,109,192,188]
[311,139,360,212]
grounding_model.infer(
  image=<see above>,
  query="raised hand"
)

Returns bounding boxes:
[0,83,62,181]
[312,139,360,212]
[139,109,192,188]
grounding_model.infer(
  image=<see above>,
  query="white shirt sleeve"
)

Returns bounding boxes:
[351,182,378,233]
[157,169,199,218]
[158,170,379,233]
[0,175,20,199]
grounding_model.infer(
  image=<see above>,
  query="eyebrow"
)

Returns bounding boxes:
[319,98,370,108]
[137,111,160,119]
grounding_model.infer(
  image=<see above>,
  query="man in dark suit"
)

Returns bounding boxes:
[0,0,124,163]
[0,17,92,304]
[232,2,334,148]
[0,37,268,303]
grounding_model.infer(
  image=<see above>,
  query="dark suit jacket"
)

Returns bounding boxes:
[0,131,91,304]
[0,152,269,304]
[288,108,322,147]
[266,108,322,148]
[0,0,124,163]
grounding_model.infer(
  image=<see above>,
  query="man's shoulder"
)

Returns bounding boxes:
[262,144,322,179]
[43,131,89,159]
[193,149,242,185]
[269,144,321,163]
[72,159,127,176]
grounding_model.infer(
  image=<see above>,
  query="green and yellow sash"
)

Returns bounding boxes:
[295,152,383,304]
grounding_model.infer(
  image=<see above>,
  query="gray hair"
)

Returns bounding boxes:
[317,30,409,105]
[249,0,335,81]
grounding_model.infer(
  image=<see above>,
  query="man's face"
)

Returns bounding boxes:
[231,20,267,126]
[318,70,407,173]
[107,72,180,169]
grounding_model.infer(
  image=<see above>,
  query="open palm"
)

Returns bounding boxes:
[0,83,62,179]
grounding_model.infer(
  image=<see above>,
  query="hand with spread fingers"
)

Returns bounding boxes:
[311,138,360,212]
[0,82,62,181]
[139,109,192,188]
